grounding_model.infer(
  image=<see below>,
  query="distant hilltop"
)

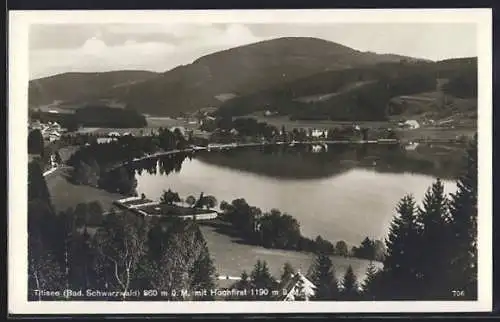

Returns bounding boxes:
[28,37,476,122]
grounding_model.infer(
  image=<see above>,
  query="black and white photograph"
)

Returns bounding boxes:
[9,9,492,314]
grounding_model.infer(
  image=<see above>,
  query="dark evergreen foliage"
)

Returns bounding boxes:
[28,129,45,155]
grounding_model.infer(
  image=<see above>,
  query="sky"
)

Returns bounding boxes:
[29,23,477,80]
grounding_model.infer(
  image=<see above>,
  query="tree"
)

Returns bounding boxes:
[71,157,100,188]
[28,199,64,300]
[86,158,101,187]
[310,251,339,300]
[219,200,232,213]
[259,210,301,250]
[28,161,52,208]
[87,201,104,226]
[189,232,217,300]
[382,194,421,300]
[28,129,45,155]
[314,235,335,254]
[73,203,89,228]
[335,241,349,257]
[93,211,149,300]
[356,237,376,260]
[280,262,295,285]
[373,240,386,262]
[186,195,197,207]
[147,220,212,300]
[340,265,360,300]
[360,128,369,141]
[201,195,218,210]
[416,178,451,299]
[250,260,277,300]
[361,261,382,300]
[447,135,478,299]
[160,189,181,205]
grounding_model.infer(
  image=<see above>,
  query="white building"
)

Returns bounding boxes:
[48,130,61,142]
[399,120,420,130]
[281,271,317,301]
[311,129,327,138]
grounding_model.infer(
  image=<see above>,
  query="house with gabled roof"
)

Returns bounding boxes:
[279,271,317,301]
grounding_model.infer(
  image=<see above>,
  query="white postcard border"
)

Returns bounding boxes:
[8,8,493,314]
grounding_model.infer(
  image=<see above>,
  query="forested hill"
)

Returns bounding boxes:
[28,70,159,108]
[216,57,477,121]
[28,37,422,115]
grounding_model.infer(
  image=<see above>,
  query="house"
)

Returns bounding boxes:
[311,129,327,138]
[279,271,317,301]
[48,130,61,142]
[51,121,61,130]
[399,120,420,130]
[405,142,419,151]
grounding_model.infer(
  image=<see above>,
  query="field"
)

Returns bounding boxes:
[45,167,123,213]
[241,114,476,142]
[244,114,392,130]
[199,224,381,284]
[76,117,199,136]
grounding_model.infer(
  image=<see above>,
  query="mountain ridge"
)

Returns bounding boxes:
[28,37,461,116]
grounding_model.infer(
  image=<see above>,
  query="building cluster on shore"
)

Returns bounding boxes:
[29,120,65,142]
[113,195,219,220]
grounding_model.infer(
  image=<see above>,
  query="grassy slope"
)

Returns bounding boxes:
[200,224,381,283]
[218,58,477,122]
[45,167,123,213]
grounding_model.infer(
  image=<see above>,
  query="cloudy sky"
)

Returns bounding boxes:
[29,23,477,80]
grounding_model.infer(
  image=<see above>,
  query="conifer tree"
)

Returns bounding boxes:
[28,129,44,156]
[448,134,478,299]
[250,260,277,300]
[340,265,360,300]
[310,250,339,300]
[189,229,217,300]
[417,178,452,299]
[382,194,420,300]
[361,261,382,300]
[280,262,295,285]
[28,161,52,209]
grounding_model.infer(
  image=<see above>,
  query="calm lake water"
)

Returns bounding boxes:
[131,143,464,246]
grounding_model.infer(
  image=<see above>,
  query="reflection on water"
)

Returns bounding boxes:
[124,143,465,245]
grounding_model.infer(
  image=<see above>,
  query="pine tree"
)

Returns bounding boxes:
[250,260,277,300]
[310,251,339,300]
[280,262,295,285]
[189,230,217,300]
[382,194,420,300]
[416,178,452,299]
[448,135,478,299]
[28,161,52,208]
[28,129,44,156]
[340,265,360,300]
[361,261,382,300]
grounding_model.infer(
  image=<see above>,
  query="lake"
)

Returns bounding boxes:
[131,143,464,246]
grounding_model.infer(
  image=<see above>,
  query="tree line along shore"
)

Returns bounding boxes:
[27,115,478,300]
